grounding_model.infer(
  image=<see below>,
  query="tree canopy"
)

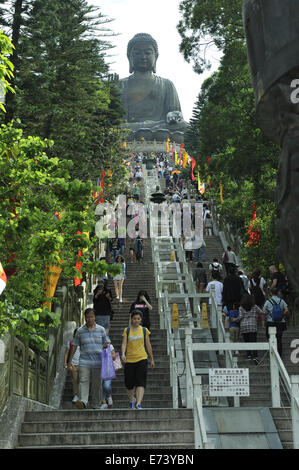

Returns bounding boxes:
[179,4,282,276]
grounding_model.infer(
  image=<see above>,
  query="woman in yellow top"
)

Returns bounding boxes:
[121,310,155,409]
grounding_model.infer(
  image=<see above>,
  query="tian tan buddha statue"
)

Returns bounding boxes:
[118,33,188,142]
[243,0,299,292]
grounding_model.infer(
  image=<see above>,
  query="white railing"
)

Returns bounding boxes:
[142,165,299,449]
[185,327,211,449]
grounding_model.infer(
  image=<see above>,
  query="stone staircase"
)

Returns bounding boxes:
[18,408,194,449]
[16,183,195,449]
[214,326,299,448]
[14,171,298,449]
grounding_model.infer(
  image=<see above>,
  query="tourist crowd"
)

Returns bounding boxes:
[63,149,291,411]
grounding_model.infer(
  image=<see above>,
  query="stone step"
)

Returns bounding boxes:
[270,418,292,431]
[61,400,173,409]
[24,408,193,422]
[21,418,193,434]
[270,407,291,418]
[18,429,194,447]
[18,443,194,449]
[63,385,172,395]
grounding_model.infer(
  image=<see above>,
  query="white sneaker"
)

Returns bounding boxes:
[100,403,108,409]
[129,398,136,409]
[107,396,113,406]
[72,395,79,403]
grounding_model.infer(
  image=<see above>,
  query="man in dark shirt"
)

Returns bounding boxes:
[269,265,288,300]
[93,282,113,334]
[222,268,245,310]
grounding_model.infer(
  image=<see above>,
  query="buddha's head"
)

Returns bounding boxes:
[127,33,159,74]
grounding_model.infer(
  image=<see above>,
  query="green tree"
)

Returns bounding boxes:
[183,37,280,273]
[0,29,15,111]
[0,121,120,351]
[178,0,243,73]
[1,0,126,179]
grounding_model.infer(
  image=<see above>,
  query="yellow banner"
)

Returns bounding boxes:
[43,263,63,311]
[220,183,224,203]
[182,150,188,168]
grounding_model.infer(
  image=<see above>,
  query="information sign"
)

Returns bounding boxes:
[209,368,249,397]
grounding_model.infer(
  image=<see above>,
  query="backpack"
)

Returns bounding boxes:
[126,326,146,349]
[250,279,265,303]
[269,299,284,322]
[212,262,221,272]
[111,238,120,251]
[223,251,229,263]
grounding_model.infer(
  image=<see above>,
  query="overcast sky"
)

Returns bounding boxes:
[88,0,221,122]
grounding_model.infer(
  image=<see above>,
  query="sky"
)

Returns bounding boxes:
[88,0,221,122]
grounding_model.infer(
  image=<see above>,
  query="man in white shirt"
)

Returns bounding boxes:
[223,246,238,275]
[206,272,223,306]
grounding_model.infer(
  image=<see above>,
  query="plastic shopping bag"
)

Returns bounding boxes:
[113,352,123,371]
[101,347,116,380]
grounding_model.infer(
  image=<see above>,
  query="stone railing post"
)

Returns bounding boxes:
[210,285,217,329]
[291,376,299,449]
[232,356,240,407]
[269,327,281,407]
[185,328,193,409]
[193,375,204,449]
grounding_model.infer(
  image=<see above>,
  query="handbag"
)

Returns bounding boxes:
[113,352,123,371]
[101,347,116,380]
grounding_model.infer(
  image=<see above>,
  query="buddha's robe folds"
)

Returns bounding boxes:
[119,75,182,126]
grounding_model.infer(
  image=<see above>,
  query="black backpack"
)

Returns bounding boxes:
[110,238,120,250]
[250,279,265,302]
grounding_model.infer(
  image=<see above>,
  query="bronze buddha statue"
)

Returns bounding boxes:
[118,33,187,142]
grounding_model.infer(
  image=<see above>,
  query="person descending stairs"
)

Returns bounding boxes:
[16,159,195,449]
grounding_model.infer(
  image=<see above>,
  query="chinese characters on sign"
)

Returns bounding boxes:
[209,369,250,397]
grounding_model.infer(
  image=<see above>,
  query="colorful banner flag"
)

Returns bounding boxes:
[220,184,224,203]
[166,137,170,153]
[43,263,63,311]
[198,172,205,195]
[182,150,188,168]
[175,149,178,166]
[248,202,260,245]
[95,170,105,205]
[107,168,113,188]
[0,262,7,295]
[179,143,184,164]
[191,158,196,182]
[74,231,90,287]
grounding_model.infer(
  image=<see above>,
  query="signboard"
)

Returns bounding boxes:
[209,368,249,397]
[202,384,219,406]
